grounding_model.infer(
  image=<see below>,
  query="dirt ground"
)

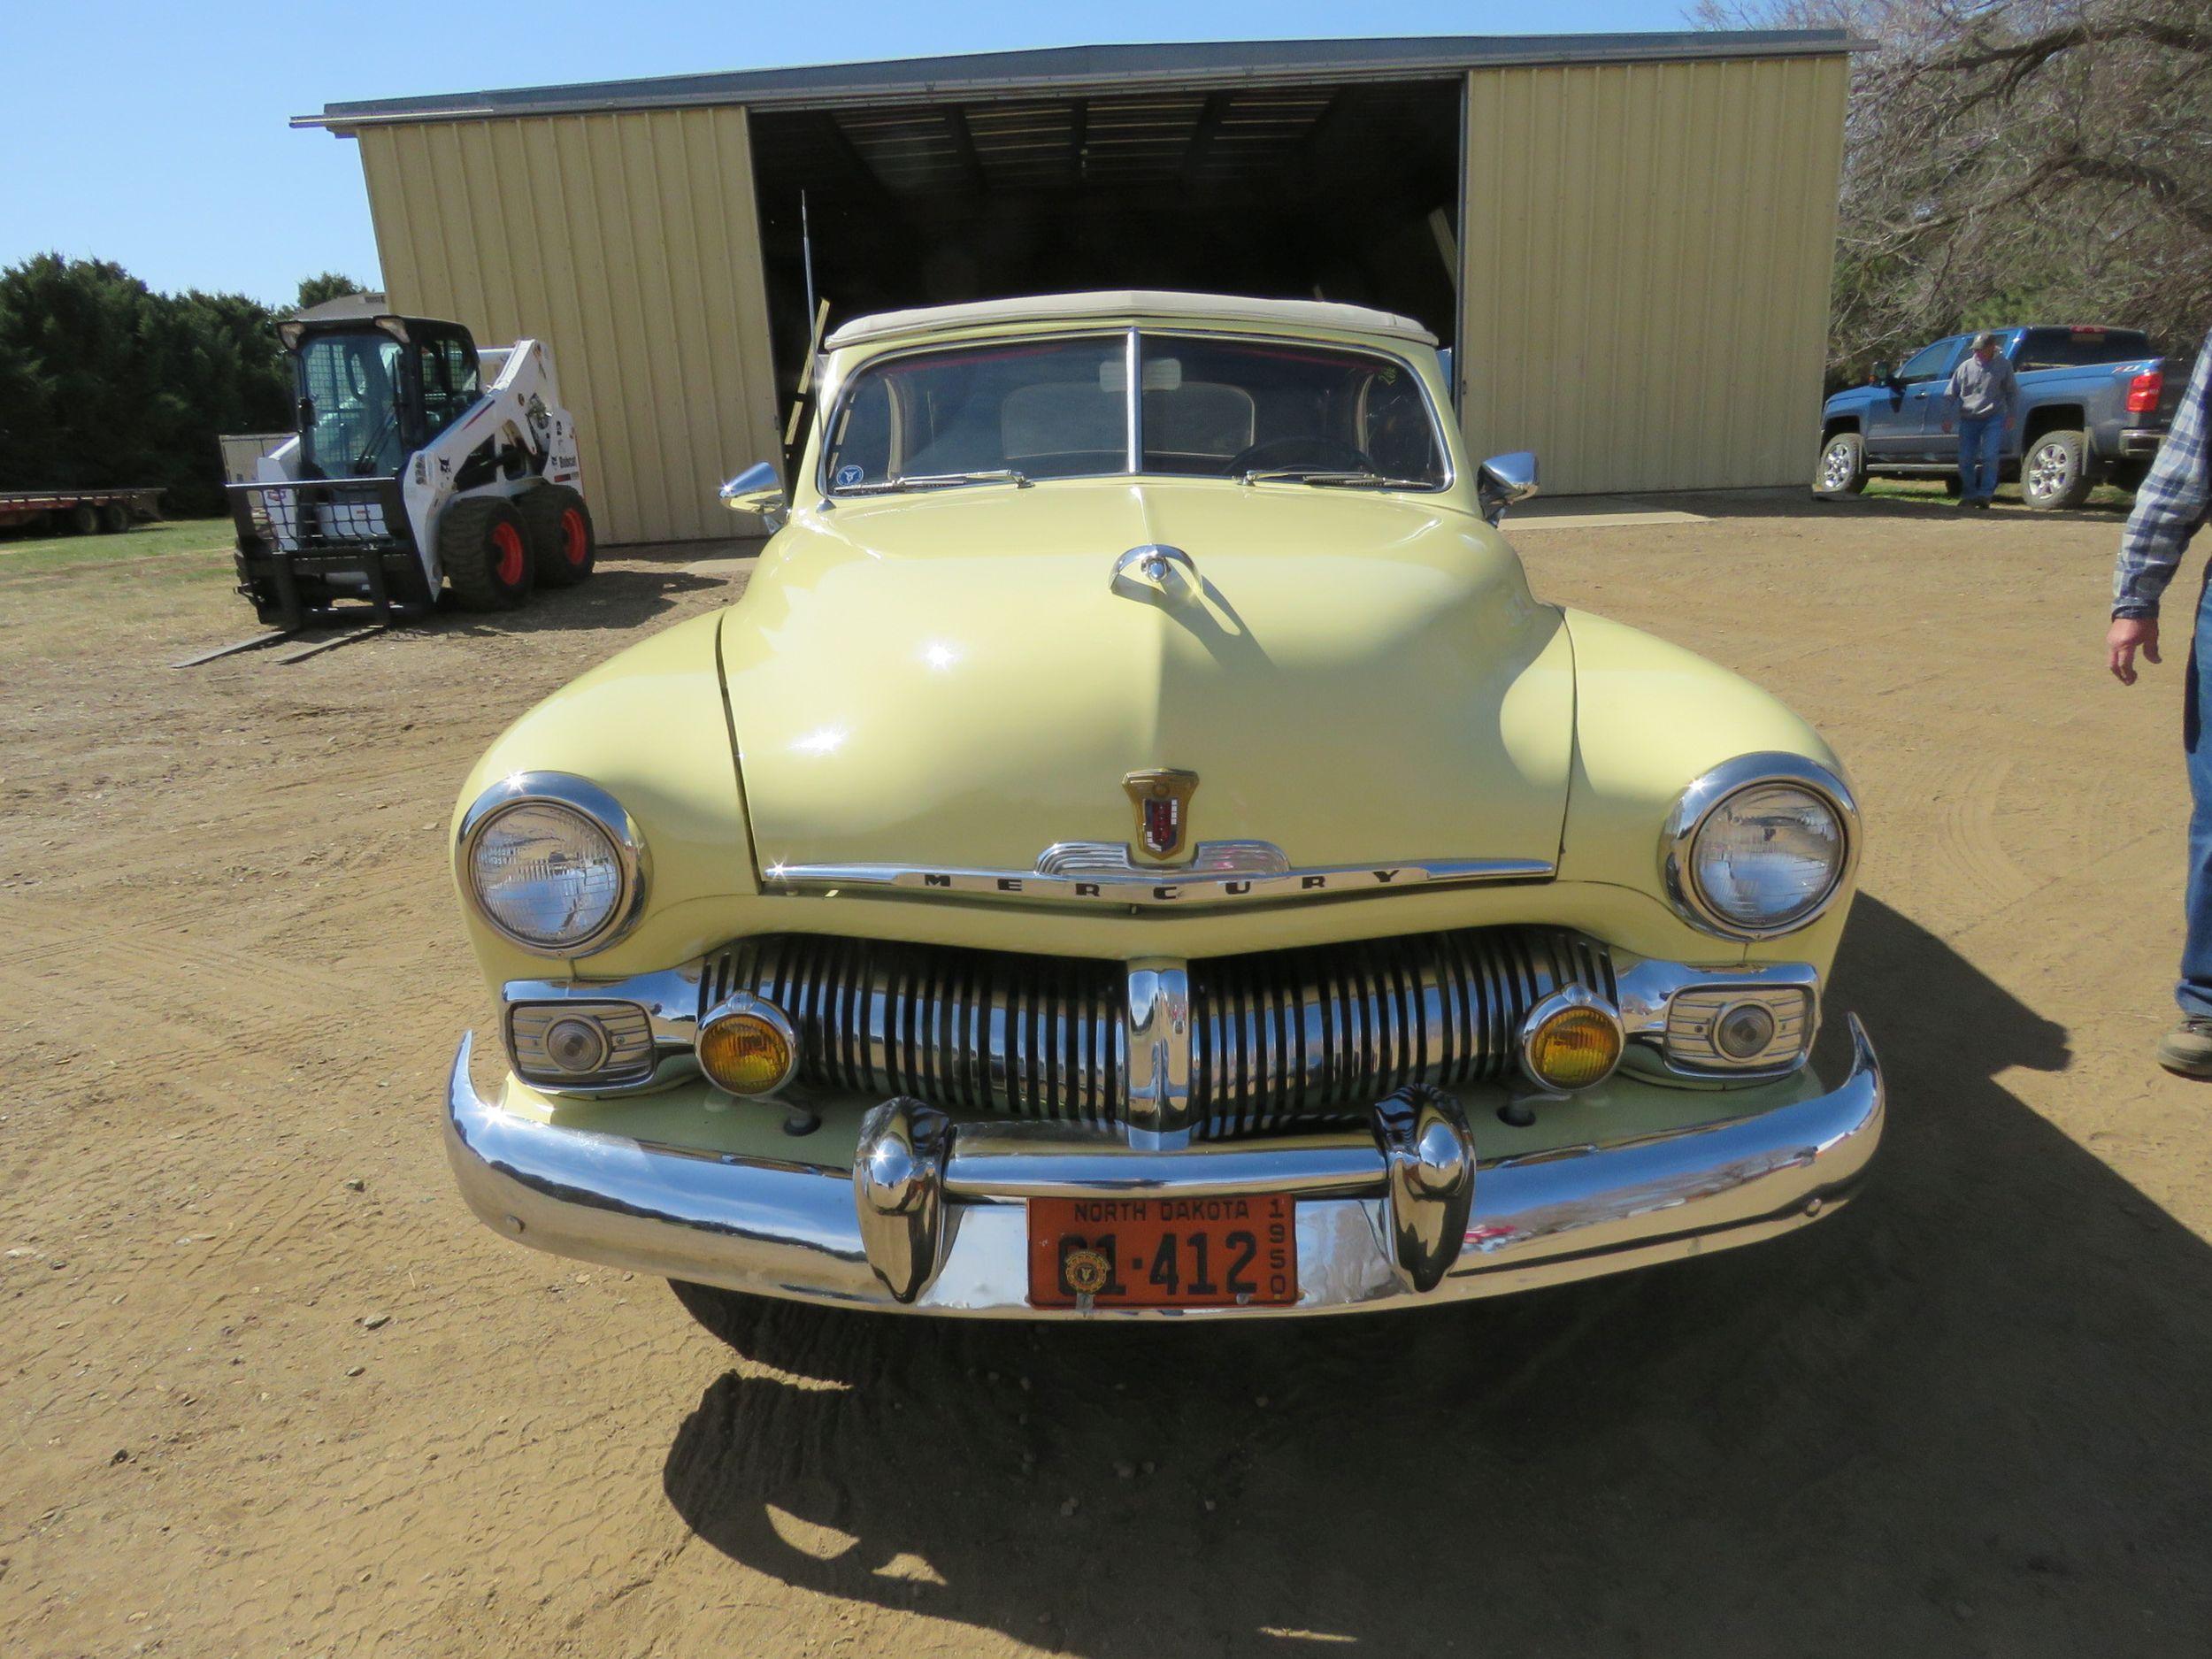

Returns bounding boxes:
[4,488,2211,1658]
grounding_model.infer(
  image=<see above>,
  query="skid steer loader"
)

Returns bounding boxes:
[229,312,593,628]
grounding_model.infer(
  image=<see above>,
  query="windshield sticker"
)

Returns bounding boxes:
[835,464,864,488]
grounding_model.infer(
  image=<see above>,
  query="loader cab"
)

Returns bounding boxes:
[277,314,481,480]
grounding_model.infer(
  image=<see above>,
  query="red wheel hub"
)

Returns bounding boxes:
[561,507,588,566]
[492,521,525,586]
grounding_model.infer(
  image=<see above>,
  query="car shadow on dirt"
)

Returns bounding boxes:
[659,895,2212,1655]
[434,567,726,637]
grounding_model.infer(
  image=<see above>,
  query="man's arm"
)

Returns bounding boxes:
[2001,360,2021,428]
[2108,337,2212,683]
[1940,365,1962,433]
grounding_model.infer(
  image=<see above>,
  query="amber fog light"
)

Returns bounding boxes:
[1520,989,1624,1092]
[696,995,798,1096]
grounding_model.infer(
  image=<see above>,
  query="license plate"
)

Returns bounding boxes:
[1026,1194,1297,1309]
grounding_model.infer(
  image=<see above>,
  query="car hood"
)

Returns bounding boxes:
[719,477,1575,882]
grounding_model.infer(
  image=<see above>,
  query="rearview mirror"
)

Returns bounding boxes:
[1476,450,1539,526]
[720,460,788,532]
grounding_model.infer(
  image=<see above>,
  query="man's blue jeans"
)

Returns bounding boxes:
[1958,415,2003,501]
[2182,570,2212,1015]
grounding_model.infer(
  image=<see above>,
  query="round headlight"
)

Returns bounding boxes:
[1691,785,1844,931]
[1663,756,1857,939]
[458,774,646,955]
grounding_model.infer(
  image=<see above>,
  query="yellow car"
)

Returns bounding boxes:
[445,291,1881,1318]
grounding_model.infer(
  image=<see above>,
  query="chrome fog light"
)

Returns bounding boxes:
[697,994,799,1096]
[1664,986,1812,1073]
[1713,1001,1778,1061]
[1520,987,1624,1092]
[507,999,657,1089]
[543,1015,611,1074]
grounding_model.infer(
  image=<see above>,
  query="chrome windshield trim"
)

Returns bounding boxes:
[757,854,1554,907]
[816,325,1456,498]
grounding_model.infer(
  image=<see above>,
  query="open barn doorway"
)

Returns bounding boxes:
[749,78,1464,439]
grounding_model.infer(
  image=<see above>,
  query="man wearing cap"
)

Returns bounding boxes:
[2108,336,2212,1073]
[1940,332,2021,509]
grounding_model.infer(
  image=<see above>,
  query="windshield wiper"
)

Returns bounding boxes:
[1239,468,1432,490]
[833,468,1031,495]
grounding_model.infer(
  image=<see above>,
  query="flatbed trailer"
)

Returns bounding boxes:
[0,488,164,536]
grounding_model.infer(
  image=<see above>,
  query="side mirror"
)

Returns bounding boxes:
[1869,361,1892,386]
[720,460,788,532]
[1476,450,1539,526]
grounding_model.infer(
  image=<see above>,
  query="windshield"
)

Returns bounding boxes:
[298,331,405,477]
[821,330,1447,494]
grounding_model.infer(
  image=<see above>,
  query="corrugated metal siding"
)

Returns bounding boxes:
[357,107,779,545]
[1458,55,1847,495]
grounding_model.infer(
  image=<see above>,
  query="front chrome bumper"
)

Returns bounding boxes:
[444,1018,1884,1318]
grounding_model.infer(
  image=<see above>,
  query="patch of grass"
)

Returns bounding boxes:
[1863,477,2134,511]
[0,516,234,573]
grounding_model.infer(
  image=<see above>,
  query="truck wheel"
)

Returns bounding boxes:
[1813,432,1866,497]
[439,496,535,611]
[65,503,98,535]
[2022,430,2092,510]
[518,485,595,588]
[97,503,131,534]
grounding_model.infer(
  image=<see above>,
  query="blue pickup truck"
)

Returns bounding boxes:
[1815,325,2190,509]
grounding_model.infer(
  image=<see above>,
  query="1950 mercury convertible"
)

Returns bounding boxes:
[445,290,1883,1318]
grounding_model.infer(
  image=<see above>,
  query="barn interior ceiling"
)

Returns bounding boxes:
[749,79,1464,407]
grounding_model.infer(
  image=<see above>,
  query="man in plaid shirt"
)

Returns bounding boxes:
[2108,336,2212,1073]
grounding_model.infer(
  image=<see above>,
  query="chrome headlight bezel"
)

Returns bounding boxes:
[1660,753,1859,941]
[457,772,649,956]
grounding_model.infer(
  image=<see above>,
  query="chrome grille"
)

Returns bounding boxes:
[1193,929,1613,1133]
[705,935,1126,1129]
[704,928,1612,1138]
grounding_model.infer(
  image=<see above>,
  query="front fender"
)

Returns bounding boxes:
[1555,609,1855,975]
[449,610,756,986]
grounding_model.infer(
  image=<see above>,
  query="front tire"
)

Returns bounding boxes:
[2022,429,2092,510]
[518,484,595,588]
[1814,431,1866,497]
[438,496,534,611]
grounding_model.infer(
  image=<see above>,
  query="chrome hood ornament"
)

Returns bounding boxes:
[1110,542,1198,599]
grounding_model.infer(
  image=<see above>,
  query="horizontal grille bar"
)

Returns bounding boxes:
[704,928,1612,1138]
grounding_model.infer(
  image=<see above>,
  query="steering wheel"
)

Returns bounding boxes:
[1225,436,1375,476]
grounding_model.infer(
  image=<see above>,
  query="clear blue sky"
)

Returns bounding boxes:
[2,0,1691,307]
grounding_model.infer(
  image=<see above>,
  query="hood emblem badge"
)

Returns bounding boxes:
[1125,769,1199,860]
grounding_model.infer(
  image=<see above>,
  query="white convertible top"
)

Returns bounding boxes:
[825,290,1440,350]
